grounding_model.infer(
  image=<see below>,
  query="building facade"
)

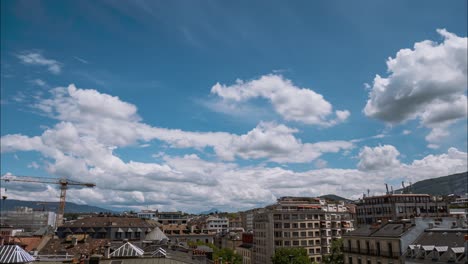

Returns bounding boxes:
[253,197,355,264]
[0,207,56,232]
[356,194,449,225]
[156,211,189,225]
[56,216,159,241]
[342,217,462,264]
[205,216,229,233]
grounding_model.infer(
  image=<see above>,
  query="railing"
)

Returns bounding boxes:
[343,248,400,259]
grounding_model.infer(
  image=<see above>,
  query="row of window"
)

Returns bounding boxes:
[273,214,322,220]
[275,239,324,247]
[274,222,321,229]
[115,232,140,239]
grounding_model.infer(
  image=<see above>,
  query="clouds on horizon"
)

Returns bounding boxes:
[364,29,467,148]
[1,83,466,212]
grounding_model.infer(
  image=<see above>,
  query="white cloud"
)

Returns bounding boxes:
[25,85,354,163]
[30,79,47,87]
[314,159,328,169]
[402,130,411,135]
[358,145,400,171]
[17,52,62,74]
[211,74,350,126]
[1,84,466,211]
[2,147,466,212]
[364,29,467,144]
[27,161,40,169]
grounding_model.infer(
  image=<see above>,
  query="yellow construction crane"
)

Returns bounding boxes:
[0,175,96,227]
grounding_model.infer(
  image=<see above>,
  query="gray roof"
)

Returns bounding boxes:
[345,222,413,238]
[0,245,35,263]
[342,225,374,236]
[412,230,466,247]
[145,227,169,241]
[110,242,144,258]
[370,223,411,237]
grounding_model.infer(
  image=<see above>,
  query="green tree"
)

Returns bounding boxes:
[322,239,344,264]
[271,247,310,264]
[214,248,242,264]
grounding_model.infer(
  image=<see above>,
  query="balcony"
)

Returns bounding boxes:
[343,247,400,259]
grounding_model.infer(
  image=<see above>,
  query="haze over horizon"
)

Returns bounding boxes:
[1,0,467,213]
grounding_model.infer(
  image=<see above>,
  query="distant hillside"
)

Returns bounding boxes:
[1,199,114,213]
[319,194,351,202]
[199,208,221,215]
[396,171,467,196]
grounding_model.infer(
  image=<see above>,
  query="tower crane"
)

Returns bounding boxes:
[0,174,96,227]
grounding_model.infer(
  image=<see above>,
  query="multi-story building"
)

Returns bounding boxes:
[56,216,159,240]
[205,216,229,233]
[342,217,462,264]
[236,233,254,264]
[356,194,449,225]
[156,211,189,225]
[253,197,355,264]
[0,207,56,232]
[404,221,467,263]
[137,210,157,220]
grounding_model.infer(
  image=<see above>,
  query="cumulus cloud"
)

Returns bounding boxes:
[364,29,467,144]
[2,147,466,212]
[1,84,466,211]
[358,145,400,171]
[24,84,354,163]
[17,52,62,74]
[211,74,350,126]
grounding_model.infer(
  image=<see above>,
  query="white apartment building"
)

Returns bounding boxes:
[205,216,229,233]
[253,197,355,264]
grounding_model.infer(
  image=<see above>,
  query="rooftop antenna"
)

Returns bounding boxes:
[385,183,389,195]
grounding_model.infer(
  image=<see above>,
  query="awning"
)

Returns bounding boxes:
[86,228,96,233]
[422,245,434,251]
[452,247,464,254]
[116,228,124,233]
[434,246,448,252]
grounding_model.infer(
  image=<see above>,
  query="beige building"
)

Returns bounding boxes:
[356,194,448,225]
[342,217,462,264]
[237,243,253,264]
[253,197,354,264]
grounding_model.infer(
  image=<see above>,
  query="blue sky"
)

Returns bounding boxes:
[1,0,467,212]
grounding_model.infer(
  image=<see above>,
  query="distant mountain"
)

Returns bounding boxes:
[319,194,352,202]
[199,208,221,215]
[0,199,114,213]
[395,171,467,196]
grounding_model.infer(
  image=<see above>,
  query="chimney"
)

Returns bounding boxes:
[104,243,111,259]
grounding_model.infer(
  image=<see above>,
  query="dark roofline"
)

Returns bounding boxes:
[364,194,430,200]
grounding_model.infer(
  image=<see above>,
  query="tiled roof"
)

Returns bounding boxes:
[7,237,43,251]
[109,242,144,258]
[61,217,159,228]
[0,245,35,263]
[39,238,110,256]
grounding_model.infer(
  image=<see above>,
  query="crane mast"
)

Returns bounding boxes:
[0,174,96,227]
